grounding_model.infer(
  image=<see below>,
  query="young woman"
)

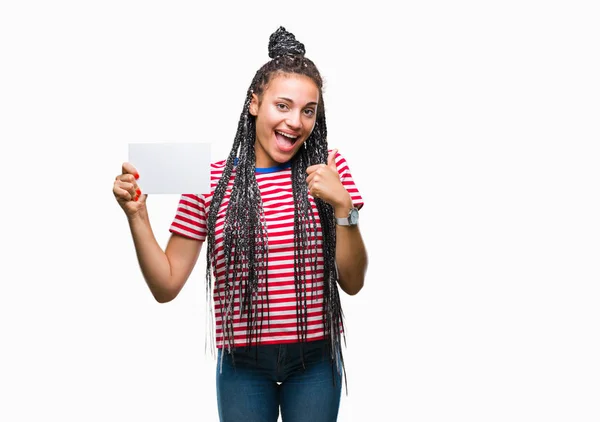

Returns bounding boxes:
[113,27,367,422]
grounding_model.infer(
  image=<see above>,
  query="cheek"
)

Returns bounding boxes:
[266,108,283,125]
[256,114,276,141]
[306,118,317,134]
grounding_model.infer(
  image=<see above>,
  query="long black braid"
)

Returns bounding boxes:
[205,27,347,388]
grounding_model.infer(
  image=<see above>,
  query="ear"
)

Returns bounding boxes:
[249,93,259,116]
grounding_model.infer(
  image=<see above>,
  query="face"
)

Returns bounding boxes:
[249,73,319,168]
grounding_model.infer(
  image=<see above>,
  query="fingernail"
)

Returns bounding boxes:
[134,196,139,202]
[136,189,141,196]
[134,173,139,180]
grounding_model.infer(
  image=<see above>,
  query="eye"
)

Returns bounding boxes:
[276,103,289,111]
[303,108,315,117]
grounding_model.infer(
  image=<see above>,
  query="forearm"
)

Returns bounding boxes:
[335,225,368,295]
[333,200,368,295]
[127,212,174,302]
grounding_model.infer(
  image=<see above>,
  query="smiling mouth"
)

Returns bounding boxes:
[275,130,299,150]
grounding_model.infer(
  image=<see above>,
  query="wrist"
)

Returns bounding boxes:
[127,208,149,225]
[333,194,354,218]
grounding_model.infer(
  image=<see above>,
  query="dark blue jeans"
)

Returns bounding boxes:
[216,340,342,422]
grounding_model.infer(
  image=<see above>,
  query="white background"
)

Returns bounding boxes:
[1,1,599,421]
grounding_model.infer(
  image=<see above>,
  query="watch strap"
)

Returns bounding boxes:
[335,207,359,226]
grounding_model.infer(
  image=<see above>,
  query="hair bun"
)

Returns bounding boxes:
[268,26,305,59]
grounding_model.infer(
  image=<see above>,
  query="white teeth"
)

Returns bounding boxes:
[276,131,298,140]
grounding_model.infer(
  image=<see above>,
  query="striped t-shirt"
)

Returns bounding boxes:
[169,151,364,348]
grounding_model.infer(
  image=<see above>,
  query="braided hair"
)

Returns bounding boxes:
[205,26,346,387]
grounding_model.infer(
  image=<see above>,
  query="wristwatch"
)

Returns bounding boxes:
[335,207,359,226]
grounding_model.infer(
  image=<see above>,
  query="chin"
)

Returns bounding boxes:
[272,148,296,162]
[274,153,293,163]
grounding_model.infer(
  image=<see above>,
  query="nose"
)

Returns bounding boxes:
[285,111,302,131]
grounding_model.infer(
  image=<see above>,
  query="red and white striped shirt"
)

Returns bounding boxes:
[169,151,364,348]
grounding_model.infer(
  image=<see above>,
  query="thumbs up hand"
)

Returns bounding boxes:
[305,149,353,211]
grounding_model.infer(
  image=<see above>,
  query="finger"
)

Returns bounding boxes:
[306,164,319,174]
[115,173,141,200]
[306,172,316,184]
[327,149,338,169]
[113,185,133,202]
[121,162,140,179]
[115,180,139,198]
[114,179,135,190]
[306,163,327,174]
[115,173,137,184]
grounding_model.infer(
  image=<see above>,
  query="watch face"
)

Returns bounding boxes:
[349,208,359,225]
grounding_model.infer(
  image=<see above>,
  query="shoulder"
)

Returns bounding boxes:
[209,158,237,180]
[211,158,229,172]
[328,149,351,175]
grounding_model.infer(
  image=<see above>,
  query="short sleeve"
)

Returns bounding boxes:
[169,193,207,241]
[333,151,364,210]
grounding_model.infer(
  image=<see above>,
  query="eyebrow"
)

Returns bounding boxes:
[277,97,318,107]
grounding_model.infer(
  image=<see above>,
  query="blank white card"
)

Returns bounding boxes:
[128,142,211,194]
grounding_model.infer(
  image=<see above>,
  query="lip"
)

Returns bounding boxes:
[275,129,301,138]
[274,130,300,153]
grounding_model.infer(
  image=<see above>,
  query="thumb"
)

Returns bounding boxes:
[138,193,148,204]
[327,149,338,168]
